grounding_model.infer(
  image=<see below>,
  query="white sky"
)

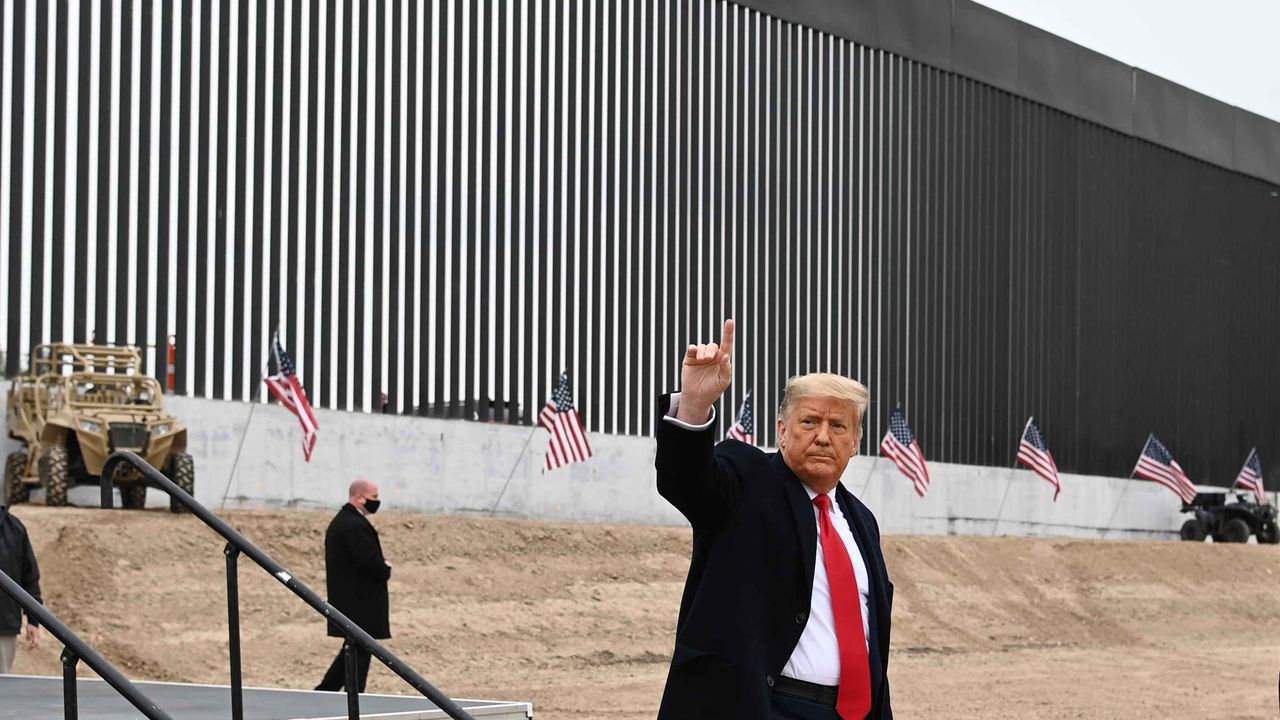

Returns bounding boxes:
[971,0,1280,122]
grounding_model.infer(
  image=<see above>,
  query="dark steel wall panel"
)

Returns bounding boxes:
[1133,71,1192,158]
[874,0,950,72]
[1074,45,1134,133]
[733,0,879,49]
[1015,22,1077,112]
[1184,93,1236,169]
[1234,108,1280,180]
[736,0,1280,185]
[0,0,1278,492]
[950,1,1018,95]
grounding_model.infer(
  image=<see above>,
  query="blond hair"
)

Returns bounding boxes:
[777,373,869,429]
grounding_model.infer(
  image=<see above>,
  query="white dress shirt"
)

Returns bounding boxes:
[662,394,871,686]
[781,484,871,687]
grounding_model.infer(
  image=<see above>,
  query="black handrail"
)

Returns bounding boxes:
[0,569,173,720]
[101,451,477,720]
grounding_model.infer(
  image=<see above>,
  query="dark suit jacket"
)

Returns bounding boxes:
[324,503,392,639]
[655,395,893,720]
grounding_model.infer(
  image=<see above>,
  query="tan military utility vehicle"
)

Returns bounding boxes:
[4,344,193,511]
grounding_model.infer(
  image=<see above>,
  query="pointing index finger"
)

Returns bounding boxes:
[720,319,735,359]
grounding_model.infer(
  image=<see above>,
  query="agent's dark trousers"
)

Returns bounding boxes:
[315,643,372,693]
[770,692,843,720]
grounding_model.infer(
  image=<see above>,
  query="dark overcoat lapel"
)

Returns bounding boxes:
[777,454,818,603]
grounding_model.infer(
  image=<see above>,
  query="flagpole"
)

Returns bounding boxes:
[991,471,1017,536]
[490,424,540,516]
[858,455,880,498]
[221,338,273,510]
[1102,434,1150,538]
[992,417,1033,536]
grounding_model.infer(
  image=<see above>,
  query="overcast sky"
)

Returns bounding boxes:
[971,0,1280,122]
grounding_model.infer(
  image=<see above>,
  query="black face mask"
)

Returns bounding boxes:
[364,499,381,515]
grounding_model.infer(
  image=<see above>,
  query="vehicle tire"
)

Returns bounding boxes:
[39,446,70,507]
[1220,517,1250,544]
[1257,522,1280,545]
[4,451,29,504]
[120,484,148,510]
[1179,518,1206,542]
[166,452,194,513]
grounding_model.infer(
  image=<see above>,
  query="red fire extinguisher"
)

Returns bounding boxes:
[166,336,177,393]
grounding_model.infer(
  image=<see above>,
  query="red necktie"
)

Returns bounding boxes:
[813,493,872,720]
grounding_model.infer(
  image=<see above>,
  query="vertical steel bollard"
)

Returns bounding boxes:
[61,648,79,720]
[344,641,360,719]
[225,544,244,720]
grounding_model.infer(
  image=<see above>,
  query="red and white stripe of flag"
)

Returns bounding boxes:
[1016,419,1061,501]
[1017,440,1061,500]
[539,405,593,472]
[1134,457,1197,504]
[265,374,319,461]
[881,433,931,497]
[1233,448,1266,504]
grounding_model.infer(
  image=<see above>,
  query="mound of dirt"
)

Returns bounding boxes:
[6,506,1278,719]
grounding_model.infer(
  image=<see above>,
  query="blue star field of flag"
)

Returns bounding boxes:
[550,373,576,412]
[1245,450,1263,477]
[889,408,916,444]
[1143,437,1174,464]
[274,335,297,377]
[1024,419,1049,451]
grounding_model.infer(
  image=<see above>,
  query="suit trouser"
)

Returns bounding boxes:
[770,691,843,720]
[314,642,372,693]
[0,635,15,674]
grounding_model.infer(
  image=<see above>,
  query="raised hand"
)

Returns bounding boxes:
[677,319,735,424]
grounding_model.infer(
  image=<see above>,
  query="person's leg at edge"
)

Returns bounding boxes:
[314,645,347,691]
[0,635,17,674]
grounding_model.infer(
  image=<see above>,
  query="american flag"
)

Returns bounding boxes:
[539,372,593,472]
[1234,448,1267,504]
[1016,417,1061,501]
[881,407,931,497]
[1133,435,1197,504]
[264,333,319,461]
[726,392,755,445]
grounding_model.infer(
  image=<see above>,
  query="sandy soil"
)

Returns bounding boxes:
[6,505,1279,719]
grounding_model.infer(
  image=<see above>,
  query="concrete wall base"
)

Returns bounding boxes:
[5,382,1270,539]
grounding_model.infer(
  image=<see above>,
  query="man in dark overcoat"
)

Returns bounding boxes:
[655,320,894,719]
[315,478,391,693]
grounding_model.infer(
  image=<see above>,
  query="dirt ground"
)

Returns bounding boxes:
[6,505,1279,719]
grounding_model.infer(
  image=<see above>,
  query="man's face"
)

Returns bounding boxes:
[359,484,381,511]
[776,395,862,493]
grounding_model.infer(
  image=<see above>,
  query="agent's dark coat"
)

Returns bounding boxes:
[655,395,893,720]
[0,505,42,635]
[324,503,391,639]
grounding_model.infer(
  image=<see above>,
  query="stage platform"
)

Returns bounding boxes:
[0,675,533,719]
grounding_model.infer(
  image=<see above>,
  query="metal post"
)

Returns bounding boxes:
[225,544,244,720]
[344,641,361,720]
[61,648,80,720]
